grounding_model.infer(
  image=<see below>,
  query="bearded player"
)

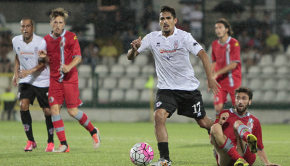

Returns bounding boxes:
[210,87,280,166]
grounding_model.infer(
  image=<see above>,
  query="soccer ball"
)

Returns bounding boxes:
[130,142,154,166]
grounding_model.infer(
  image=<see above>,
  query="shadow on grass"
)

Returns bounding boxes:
[177,143,211,148]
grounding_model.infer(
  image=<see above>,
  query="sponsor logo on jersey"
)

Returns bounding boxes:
[34,47,39,55]
[193,42,198,46]
[160,49,177,53]
[156,42,160,47]
[174,40,178,49]
[74,36,77,40]
[235,42,239,47]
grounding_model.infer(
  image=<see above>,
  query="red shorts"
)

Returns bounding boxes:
[214,86,239,105]
[48,78,82,108]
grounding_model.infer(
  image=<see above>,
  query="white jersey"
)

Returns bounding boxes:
[12,34,49,87]
[137,27,203,91]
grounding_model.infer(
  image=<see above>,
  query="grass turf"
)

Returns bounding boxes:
[0,121,289,166]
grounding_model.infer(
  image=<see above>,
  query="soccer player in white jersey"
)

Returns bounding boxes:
[127,6,220,166]
[12,18,54,152]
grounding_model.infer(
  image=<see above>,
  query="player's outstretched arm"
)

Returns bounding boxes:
[127,37,141,60]
[197,49,220,95]
[18,63,45,78]
[257,149,280,166]
[213,62,238,79]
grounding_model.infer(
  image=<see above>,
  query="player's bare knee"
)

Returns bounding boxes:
[42,108,51,116]
[67,108,78,117]
[196,118,208,129]
[50,106,60,115]
[154,110,167,124]
[20,103,29,111]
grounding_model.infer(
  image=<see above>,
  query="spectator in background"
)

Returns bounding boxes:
[142,5,158,31]
[0,48,12,73]
[238,30,251,52]
[82,42,99,71]
[0,13,6,28]
[245,10,260,37]
[99,40,118,64]
[0,87,16,120]
[281,13,290,52]
[260,11,274,32]
[121,29,137,52]
[264,28,281,54]
[180,2,203,40]
[232,12,246,37]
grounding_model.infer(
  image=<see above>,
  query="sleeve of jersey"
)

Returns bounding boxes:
[230,40,241,62]
[72,35,81,57]
[137,34,151,55]
[254,119,264,150]
[12,38,16,53]
[40,39,47,50]
[211,42,216,62]
[185,33,203,56]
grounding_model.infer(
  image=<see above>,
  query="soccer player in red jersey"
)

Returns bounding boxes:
[210,87,280,166]
[211,18,242,116]
[39,8,100,152]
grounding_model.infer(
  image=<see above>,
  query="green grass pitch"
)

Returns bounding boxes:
[0,121,289,166]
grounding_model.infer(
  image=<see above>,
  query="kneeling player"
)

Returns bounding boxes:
[210,87,280,166]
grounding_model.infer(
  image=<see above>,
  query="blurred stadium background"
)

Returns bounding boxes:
[0,0,289,123]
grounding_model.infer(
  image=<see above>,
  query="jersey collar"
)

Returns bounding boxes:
[158,27,178,37]
[218,36,231,45]
[49,29,67,39]
[230,108,250,118]
[20,33,36,43]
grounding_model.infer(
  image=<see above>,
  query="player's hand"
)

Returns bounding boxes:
[207,77,220,95]
[38,50,47,58]
[60,64,71,73]
[12,74,18,87]
[130,37,142,51]
[218,112,229,125]
[19,70,31,78]
[212,72,218,80]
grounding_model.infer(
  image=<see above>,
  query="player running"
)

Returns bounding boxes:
[211,18,242,116]
[210,87,280,166]
[39,8,100,152]
[12,18,54,152]
[127,6,219,166]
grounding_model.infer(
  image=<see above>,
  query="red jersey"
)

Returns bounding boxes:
[216,109,264,164]
[211,37,241,88]
[44,30,81,83]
